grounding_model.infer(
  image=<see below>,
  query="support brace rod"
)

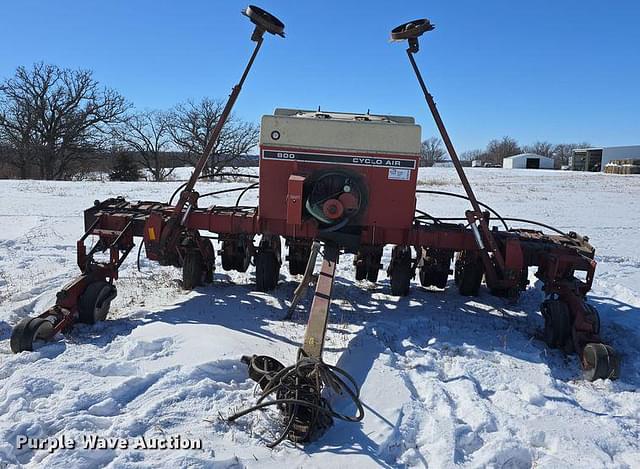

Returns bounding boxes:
[287,241,321,318]
[173,37,264,218]
[405,49,506,281]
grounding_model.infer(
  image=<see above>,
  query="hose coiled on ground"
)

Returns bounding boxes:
[228,351,365,447]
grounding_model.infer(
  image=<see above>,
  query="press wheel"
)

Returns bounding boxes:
[389,251,412,297]
[10,317,54,353]
[255,250,279,292]
[582,343,620,381]
[183,251,206,290]
[541,300,571,349]
[78,281,117,324]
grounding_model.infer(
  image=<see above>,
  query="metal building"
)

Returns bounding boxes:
[571,145,640,172]
[502,153,555,169]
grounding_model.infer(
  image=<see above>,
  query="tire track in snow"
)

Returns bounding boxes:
[380,336,508,467]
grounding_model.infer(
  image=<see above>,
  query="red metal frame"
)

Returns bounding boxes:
[80,196,596,291]
[17,172,607,381]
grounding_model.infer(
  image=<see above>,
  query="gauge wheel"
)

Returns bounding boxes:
[78,281,117,324]
[10,317,54,353]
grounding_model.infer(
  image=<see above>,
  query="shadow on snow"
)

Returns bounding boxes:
[7,268,638,466]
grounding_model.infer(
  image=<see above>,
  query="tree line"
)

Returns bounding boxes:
[0,63,258,181]
[2,63,592,180]
[421,136,590,168]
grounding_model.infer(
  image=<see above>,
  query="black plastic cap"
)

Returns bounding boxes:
[243,5,285,37]
[391,19,434,41]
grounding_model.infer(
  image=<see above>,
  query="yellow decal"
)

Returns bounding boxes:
[148,227,156,241]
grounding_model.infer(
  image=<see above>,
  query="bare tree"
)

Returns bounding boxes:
[485,136,521,165]
[0,63,128,179]
[523,141,554,157]
[0,81,38,178]
[167,98,258,176]
[114,111,175,181]
[0,141,16,177]
[553,142,590,167]
[460,149,484,161]
[420,136,447,167]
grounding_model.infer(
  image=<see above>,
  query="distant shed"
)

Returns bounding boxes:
[571,145,640,172]
[502,153,555,169]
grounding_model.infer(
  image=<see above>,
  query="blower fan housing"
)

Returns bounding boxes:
[304,170,366,230]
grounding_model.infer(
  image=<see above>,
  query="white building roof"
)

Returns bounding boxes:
[504,153,554,161]
[573,145,640,153]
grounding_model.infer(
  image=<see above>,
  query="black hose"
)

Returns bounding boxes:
[416,189,510,231]
[169,175,566,239]
[416,216,468,221]
[228,354,364,447]
[502,217,569,237]
[415,209,442,224]
[198,184,258,199]
[235,183,259,206]
[136,241,144,272]
[415,215,468,222]
[415,190,571,238]
[168,172,259,205]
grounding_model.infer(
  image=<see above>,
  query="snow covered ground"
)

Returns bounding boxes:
[0,168,639,468]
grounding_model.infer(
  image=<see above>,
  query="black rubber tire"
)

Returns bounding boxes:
[289,258,308,276]
[202,240,215,283]
[222,240,250,273]
[183,250,205,290]
[78,281,116,324]
[518,268,529,290]
[582,343,620,381]
[243,354,285,390]
[367,264,380,283]
[255,251,279,292]
[584,303,601,335]
[489,285,521,300]
[233,241,251,273]
[418,267,429,287]
[354,249,382,284]
[419,267,449,289]
[204,262,214,284]
[235,254,251,273]
[541,300,571,349]
[355,257,380,282]
[10,317,54,353]
[456,253,484,296]
[454,261,462,286]
[390,261,412,296]
[288,244,310,276]
[221,250,234,271]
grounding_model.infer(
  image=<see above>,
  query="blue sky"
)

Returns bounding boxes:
[2,1,638,152]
